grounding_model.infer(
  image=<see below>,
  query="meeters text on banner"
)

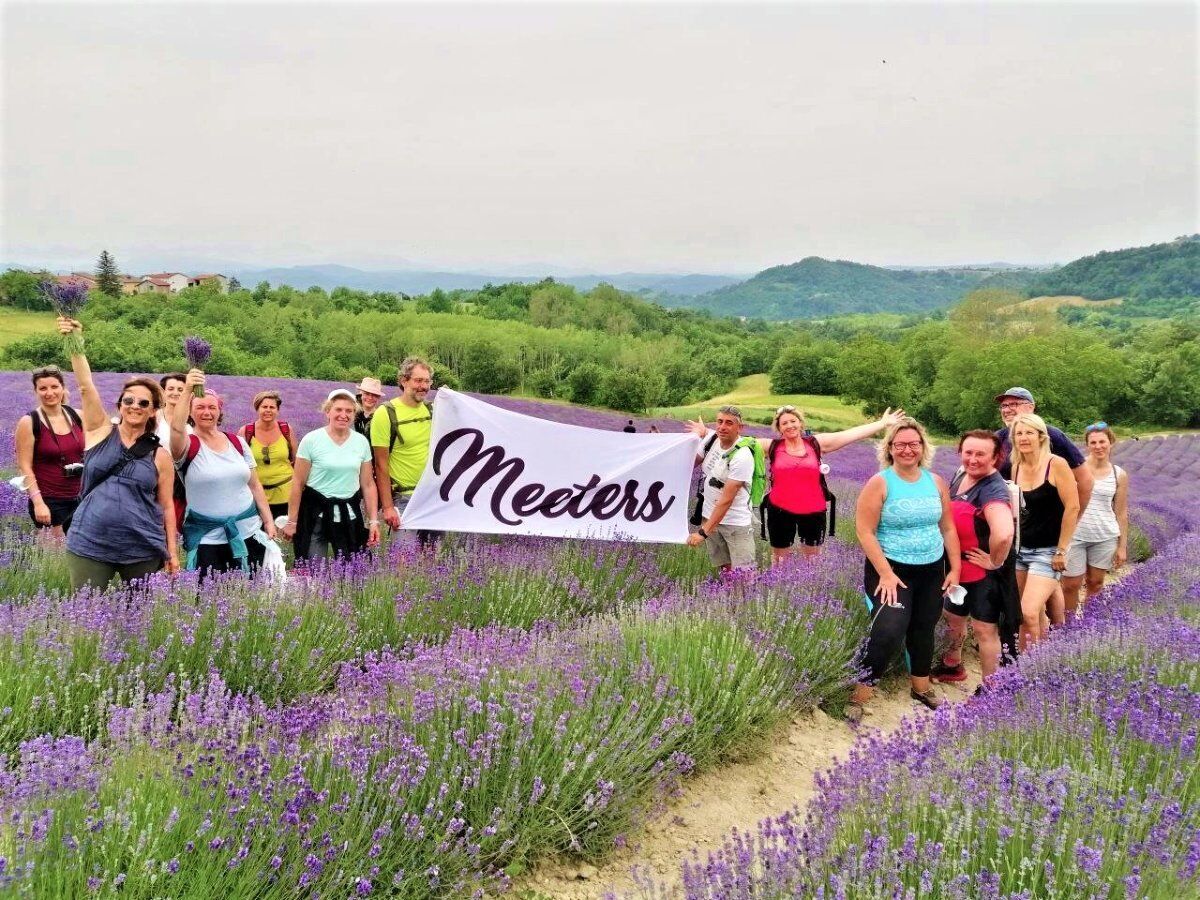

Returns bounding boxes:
[400,390,700,543]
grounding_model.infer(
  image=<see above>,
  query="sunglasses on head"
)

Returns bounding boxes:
[1085,422,1109,433]
[119,396,153,409]
[776,405,798,415]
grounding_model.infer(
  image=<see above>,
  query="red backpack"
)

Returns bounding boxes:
[174,432,247,531]
[244,421,295,465]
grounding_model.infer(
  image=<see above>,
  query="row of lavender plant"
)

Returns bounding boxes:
[629,449,1200,900]
[0,544,870,897]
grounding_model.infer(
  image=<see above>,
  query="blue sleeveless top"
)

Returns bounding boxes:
[876,467,944,565]
[66,429,167,565]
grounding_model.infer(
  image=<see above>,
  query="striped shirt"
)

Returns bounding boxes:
[1074,466,1122,542]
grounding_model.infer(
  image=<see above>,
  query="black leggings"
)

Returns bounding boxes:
[859,556,946,683]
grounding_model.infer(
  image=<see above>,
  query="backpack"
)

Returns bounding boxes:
[762,432,837,540]
[174,432,247,531]
[691,434,767,526]
[30,405,84,442]
[244,421,294,465]
[384,401,433,453]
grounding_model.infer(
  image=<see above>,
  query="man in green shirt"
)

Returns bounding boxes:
[370,357,438,546]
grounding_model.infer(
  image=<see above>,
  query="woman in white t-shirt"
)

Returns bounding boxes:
[170,370,276,579]
[1062,422,1129,612]
[282,389,380,562]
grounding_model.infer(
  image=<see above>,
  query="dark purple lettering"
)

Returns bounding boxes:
[537,487,575,517]
[511,483,546,517]
[588,483,624,520]
[433,428,525,526]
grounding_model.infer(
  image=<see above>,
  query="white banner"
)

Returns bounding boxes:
[401,389,699,543]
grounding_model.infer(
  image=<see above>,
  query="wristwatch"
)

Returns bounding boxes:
[697,527,709,539]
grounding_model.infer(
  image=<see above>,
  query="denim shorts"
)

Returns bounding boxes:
[1016,546,1060,580]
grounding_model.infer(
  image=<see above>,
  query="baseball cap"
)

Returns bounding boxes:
[994,387,1035,404]
[326,388,357,403]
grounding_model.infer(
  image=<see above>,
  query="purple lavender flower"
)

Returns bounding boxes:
[39,280,89,355]
[182,336,213,396]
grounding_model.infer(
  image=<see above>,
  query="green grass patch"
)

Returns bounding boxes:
[655,374,867,430]
[0,307,52,350]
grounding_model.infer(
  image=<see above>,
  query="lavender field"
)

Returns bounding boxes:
[0,370,1196,899]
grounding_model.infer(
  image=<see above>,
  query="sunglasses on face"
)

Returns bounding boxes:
[119,396,153,409]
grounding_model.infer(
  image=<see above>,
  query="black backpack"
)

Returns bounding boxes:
[30,405,83,441]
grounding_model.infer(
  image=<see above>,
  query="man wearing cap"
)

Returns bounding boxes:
[371,357,439,548]
[994,387,1092,511]
[353,377,384,440]
[684,405,757,572]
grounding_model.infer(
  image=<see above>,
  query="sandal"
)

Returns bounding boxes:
[910,687,941,710]
[844,700,865,724]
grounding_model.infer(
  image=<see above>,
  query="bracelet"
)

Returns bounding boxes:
[368,519,380,526]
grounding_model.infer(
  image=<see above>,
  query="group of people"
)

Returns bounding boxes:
[15,320,1131,716]
[15,318,439,591]
[677,388,1128,718]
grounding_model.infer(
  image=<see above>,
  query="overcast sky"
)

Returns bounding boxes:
[2,1,1197,273]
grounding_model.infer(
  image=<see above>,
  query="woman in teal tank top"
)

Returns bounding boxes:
[849,417,960,721]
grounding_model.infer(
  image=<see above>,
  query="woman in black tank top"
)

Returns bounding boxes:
[1011,414,1079,650]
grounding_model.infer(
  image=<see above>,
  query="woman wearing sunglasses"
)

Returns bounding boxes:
[1062,422,1128,612]
[14,364,85,540]
[56,317,179,590]
[238,390,297,520]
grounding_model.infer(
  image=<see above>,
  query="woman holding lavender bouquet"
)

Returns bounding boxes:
[170,370,278,580]
[55,318,179,590]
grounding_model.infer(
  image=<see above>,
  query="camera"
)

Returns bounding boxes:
[63,463,84,478]
[707,476,725,490]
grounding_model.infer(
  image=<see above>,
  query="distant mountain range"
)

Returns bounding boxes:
[226,264,745,298]
[1026,236,1199,301]
[653,257,1033,320]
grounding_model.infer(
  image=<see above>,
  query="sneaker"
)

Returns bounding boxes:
[931,661,967,683]
[910,687,942,710]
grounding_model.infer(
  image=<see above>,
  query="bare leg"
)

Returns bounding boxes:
[770,547,792,567]
[974,621,1001,679]
[942,611,969,666]
[1021,574,1059,650]
[1061,574,1085,616]
[1046,583,1066,627]
[800,544,821,560]
[1084,565,1108,599]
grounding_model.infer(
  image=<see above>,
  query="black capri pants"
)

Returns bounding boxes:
[858,556,946,684]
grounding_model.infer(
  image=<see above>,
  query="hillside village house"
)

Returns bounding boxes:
[54,271,231,295]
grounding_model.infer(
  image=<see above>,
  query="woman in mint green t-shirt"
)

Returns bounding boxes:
[282,390,380,562]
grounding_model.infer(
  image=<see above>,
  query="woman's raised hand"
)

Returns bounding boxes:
[879,407,906,429]
[184,369,206,390]
[56,316,82,335]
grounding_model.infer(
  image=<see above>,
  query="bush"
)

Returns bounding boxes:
[769,342,839,395]
[567,362,606,405]
[599,366,665,413]
[461,342,521,394]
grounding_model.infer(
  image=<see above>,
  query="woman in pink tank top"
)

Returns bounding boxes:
[757,405,906,566]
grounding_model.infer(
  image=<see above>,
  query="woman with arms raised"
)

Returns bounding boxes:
[14,364,85,540]
[238,390,297,520]
[56,318,178,590]
[1011,413,1080,647]
[759,405,905,565]
[849,417,960,721]
[282,389,380,562]
[171,370,277,579]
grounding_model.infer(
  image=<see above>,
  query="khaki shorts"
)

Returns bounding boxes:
[1065,537,1118,577]
[706,523,756,570]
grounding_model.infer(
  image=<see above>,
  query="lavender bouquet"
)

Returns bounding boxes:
[40,281,89,356]
[182,336,212,396]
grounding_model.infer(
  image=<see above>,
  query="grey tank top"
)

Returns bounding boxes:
[66,429,167,565]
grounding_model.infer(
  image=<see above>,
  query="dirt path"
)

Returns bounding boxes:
[516,660,983,899]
